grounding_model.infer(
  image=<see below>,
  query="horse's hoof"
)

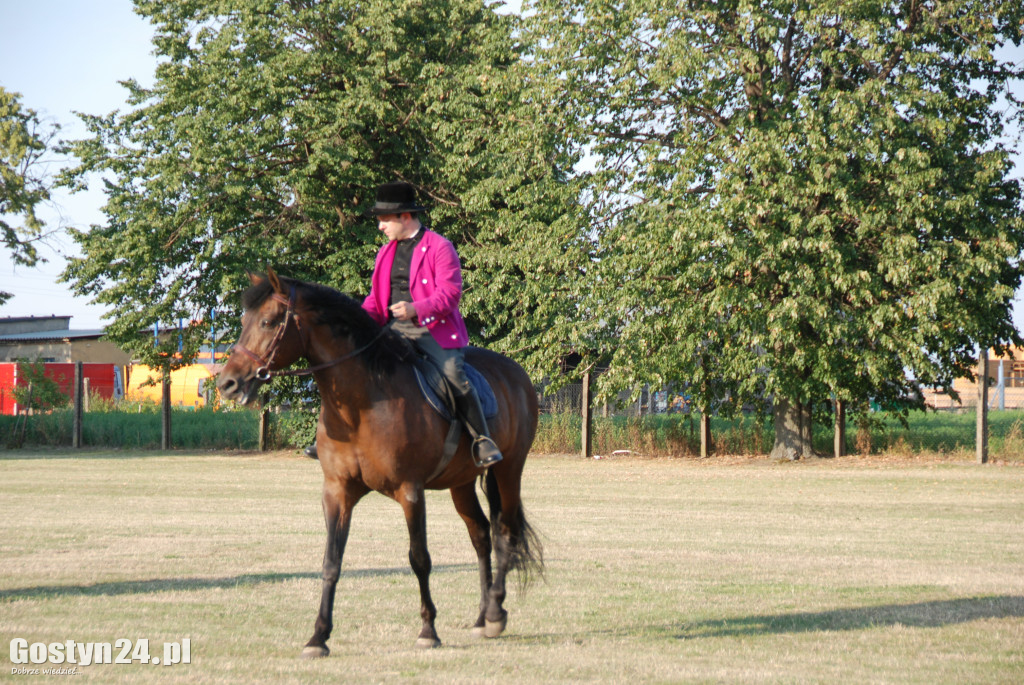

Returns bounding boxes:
[415,637,441,649]
[484,615,507,638]
[300,645,330,659]
[470,625,486,639]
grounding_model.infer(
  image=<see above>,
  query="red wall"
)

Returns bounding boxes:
[0,363,119,415]
[0,364,15,415]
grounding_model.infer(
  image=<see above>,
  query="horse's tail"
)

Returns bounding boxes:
[482,469,544,591]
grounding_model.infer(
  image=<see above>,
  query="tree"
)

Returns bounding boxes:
[60,0,578,379]
[0,87,58,306]
[11,360,70,413]
[531,0,1024,458]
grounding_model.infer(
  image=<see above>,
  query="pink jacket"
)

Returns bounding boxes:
[361,228,470,349]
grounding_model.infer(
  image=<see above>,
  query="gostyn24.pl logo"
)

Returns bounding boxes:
[9,638,191,670]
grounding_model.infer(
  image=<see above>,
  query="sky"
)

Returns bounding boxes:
[0,1,1022,333]
[0,1,156,329]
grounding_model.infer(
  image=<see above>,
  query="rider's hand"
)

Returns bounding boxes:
[389,301,418,321]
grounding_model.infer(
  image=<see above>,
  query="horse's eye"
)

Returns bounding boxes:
[260,319,273,329]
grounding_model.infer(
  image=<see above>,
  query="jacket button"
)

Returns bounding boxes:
[440,319,445,324]
[421,279,428,284]
[421,246,427,252]
[451,334,457,339]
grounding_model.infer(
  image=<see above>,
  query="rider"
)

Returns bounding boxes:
[358,181,502,468]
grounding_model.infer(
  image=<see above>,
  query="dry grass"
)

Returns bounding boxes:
[1,450,1022,683]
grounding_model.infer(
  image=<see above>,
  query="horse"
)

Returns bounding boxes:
[216,270,543,658]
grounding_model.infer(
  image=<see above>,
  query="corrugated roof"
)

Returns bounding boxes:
[0,329,107,342]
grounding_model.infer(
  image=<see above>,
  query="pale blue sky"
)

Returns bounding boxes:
[0,1,1022,334]
[1,0,155,328]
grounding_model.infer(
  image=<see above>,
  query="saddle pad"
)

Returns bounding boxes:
[414,362,498,422]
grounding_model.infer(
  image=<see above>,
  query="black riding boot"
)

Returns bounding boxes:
[454,391,502,468]
[304,443,318,459]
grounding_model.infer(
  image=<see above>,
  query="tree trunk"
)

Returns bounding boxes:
[770,396,809,460]
[800,401,814,458]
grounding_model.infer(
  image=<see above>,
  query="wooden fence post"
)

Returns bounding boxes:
[161,374,172,450]
[699,411,711,458]
[73,362,84,449]
[259,408,270,452]
[977,349,988,464]
[581,372,593,459]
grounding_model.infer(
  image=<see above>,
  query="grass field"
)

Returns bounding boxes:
[1,451,1022,683]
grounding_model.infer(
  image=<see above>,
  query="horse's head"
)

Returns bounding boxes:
[217,269,306,405]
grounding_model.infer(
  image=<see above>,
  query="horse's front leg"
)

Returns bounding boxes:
[400,483,441,648]
[302,479,364,659]
[450,481,492,636]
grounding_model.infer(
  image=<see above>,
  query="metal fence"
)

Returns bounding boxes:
[535,377,1024,458]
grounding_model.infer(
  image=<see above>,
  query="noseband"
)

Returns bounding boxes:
[233,284,388,380]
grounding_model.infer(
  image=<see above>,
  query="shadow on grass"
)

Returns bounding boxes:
[679,595,1024,638]
[0,564,478,601]
[0,449,270,461]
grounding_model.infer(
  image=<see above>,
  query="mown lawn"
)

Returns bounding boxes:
[1,451,1022,683]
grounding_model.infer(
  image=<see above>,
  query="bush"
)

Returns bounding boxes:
[269,408,318,449]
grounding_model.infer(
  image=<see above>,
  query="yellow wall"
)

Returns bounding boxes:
[126,364,215,408]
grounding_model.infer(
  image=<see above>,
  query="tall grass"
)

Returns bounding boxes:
[536,413,780,456]
[0,405,261,450]
[535,409,1024,461]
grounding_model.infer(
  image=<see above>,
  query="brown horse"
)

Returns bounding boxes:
[216,271,542,657]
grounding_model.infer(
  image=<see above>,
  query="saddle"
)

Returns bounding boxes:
[413,358,498,422]
[411,355,497,477]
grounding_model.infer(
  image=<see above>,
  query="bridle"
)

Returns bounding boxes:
[233,284,386,380]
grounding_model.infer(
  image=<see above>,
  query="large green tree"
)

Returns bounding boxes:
[61,0,578,376]
[1,86,58,306]
[531,0,1024,458]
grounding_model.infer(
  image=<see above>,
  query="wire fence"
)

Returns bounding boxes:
[534,377,1024,459]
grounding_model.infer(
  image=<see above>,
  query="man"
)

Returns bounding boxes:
[359,181,502,468]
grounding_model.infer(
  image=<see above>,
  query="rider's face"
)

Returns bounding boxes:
[377,213,418,242]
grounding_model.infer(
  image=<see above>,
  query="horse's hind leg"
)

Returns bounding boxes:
[400,483,441,648]
[482,464,543,638]
[450,481,492,636]
[483,468,516,637]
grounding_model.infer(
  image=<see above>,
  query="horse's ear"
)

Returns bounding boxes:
[267,267,285,295]
[248,271,264,287]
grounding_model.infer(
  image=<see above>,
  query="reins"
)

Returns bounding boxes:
[266,328,389,378]
[234,284,387,380]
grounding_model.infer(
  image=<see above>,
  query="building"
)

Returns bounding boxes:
[0,316,130,365]
[921,346,1024,410]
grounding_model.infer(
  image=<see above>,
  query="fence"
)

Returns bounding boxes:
[534,374,1024,460]
[4,368,1021,460]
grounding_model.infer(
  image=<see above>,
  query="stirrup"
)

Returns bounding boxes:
[472,436,502,468]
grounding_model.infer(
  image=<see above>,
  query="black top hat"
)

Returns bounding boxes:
[367,182,427,216]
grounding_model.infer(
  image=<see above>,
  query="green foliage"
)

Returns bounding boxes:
[529,1,1024,442]
[59,0,578,384]
[10,361,70,412]
[0,87,57,305]
[269,406,318,448]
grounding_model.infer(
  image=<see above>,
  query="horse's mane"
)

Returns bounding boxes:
[242,275,414,378]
